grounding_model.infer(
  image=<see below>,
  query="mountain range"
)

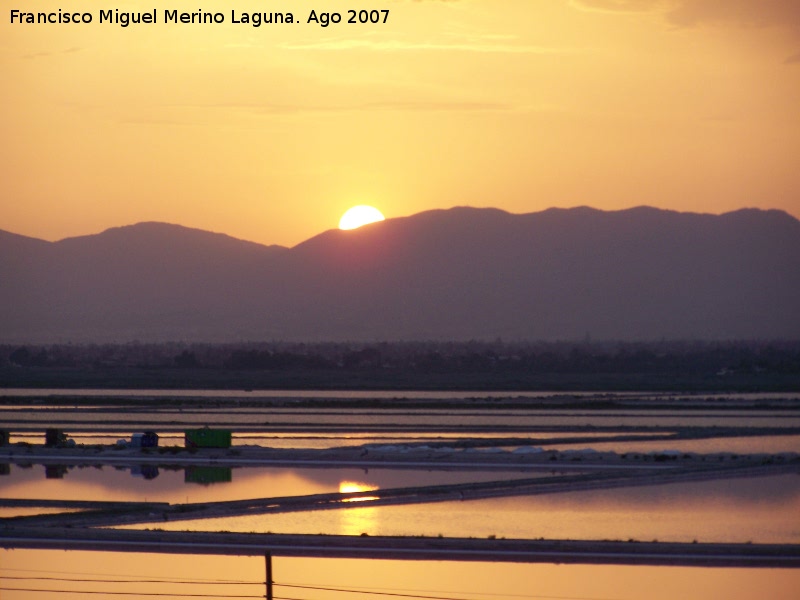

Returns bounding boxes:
[2,206,799,342]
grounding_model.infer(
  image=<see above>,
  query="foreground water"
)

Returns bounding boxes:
[1,550,798,600]
[3,462,798,544]
[2,390,798,600]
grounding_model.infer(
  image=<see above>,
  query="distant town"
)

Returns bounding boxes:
[3,340,799,391]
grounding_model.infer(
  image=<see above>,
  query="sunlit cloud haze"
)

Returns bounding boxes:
[2,0,798,246]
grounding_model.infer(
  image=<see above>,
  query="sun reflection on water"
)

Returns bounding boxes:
[339,480,379,502]
[339,480,379,536]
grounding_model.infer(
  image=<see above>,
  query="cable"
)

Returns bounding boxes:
[278,583,620,600]
[0,587,265,598]
[0,567,256,585]
[279,583,484,600]
[300,584,499,598]
[0,575,260,586]
[0,566,622,600]
[297,582,609,600]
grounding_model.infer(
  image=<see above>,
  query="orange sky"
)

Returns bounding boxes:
[2,0,799,247]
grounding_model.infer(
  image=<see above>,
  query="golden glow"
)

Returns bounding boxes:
[2,1,799,246]
[338,206,386,231]
[4,551,799,600]
[339,480,379,502]
[338,480,379,536]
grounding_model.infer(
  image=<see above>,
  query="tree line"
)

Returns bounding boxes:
[3,340,800,376]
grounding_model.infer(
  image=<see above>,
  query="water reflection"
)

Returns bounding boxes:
[138,472,800,544]
[339,480,379,501]
[3,460,798,543]
[337,481,380,536]
[547,434,800,455]
[1,550,799,600]
[130,465,160,480]
[184,466,232,485]
[44,464,68,479]
[0,463,529,503]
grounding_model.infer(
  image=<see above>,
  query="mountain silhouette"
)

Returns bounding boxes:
[1,207,799,342]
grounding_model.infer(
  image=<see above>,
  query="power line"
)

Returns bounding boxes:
[301,583,523,599]
[300,582,614,600]
[0,567,255,584]
[0,568,611,600]
[278,583,621,600]
[0,572,624,600]
[0,565,623,600]
[0,586,265,598]
[0,575,260,586]
[280,583,487,600]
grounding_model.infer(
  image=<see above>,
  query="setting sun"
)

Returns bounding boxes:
[339,205,385,231]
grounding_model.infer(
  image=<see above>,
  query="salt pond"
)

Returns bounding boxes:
[1,390,798,600]
[1,550,798,600]
[2,461,798,544]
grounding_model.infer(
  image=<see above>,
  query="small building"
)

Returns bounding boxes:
[184,427,232,449]
[45,428,68,447]
[131,431,159,448]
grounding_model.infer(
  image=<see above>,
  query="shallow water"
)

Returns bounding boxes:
[4,458,798,543]
[2,391,800,600]
[542,434,800,454]
[0,463,539,504]
[132,472,800,544]
[1,550,798,600]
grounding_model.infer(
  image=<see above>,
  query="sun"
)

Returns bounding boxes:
[339,205,385,230]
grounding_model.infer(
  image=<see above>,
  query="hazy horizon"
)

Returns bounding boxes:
[4,203,799,249]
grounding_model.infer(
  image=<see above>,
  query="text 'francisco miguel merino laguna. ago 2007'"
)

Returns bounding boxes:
[9,8,391,27]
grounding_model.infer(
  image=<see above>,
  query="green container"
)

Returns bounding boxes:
[184,428,232,449]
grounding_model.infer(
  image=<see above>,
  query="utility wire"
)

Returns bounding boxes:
[0,567,255,584]
[0,572,623,600]
[1,566,621,600]
[279,583,487,600]
[0,575,260,586]
[0,586,265,598]
[290,581,615,600]
[293,583,516,598]
[278,583,621,600]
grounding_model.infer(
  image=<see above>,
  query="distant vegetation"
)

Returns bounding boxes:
[1,340,799,391]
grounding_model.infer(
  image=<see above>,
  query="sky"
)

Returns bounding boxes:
[2,0,799,247]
